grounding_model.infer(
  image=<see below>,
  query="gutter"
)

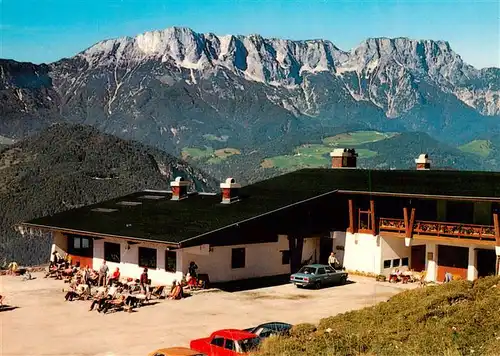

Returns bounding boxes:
[17,222,181,248]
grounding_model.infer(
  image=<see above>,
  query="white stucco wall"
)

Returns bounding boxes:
[92,238,182,286]
[343,232,382,275]
[332,231,347,264]
[51,231,68,261]
[179,235,320,283]
[380,235,411,274]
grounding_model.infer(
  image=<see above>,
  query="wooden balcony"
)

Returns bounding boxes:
[379,217,496,241]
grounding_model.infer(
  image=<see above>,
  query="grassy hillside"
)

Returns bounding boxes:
[459,140,493,158]
[257,276,500,356]
[0,124,218,266]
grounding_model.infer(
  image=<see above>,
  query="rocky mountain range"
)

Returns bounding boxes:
[1,27,499,181]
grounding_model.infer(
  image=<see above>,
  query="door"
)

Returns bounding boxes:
[477,249,496,278]
[67,234,93,268]
[317,267,328,284]
[437,245,468,281]
[325,266,339,284]
[320,238,333,265]
[411,245,426,272]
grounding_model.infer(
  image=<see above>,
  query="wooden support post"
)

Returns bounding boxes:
[403,207,409,236]
[348,199,355,233]
[408,208,416,238]
[370,199,376,236]
[494,212,500,245]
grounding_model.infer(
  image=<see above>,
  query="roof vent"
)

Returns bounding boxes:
[170,176,190,201]
[220,177,241,204]
[415,153,431,170]
[330,148,358,168]
[91,208,118,213]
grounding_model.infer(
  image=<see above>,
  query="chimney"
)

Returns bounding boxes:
[330,148,358,169]
[415,153,431,170]
[170,176,190,200]
[220,177,241,204]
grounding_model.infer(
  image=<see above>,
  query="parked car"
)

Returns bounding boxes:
[243,322,292,339]
[148,347,206,356]
[190,329,261,355]
[290,264,348,289]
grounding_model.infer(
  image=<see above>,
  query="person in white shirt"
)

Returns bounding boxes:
[328,252,340,269]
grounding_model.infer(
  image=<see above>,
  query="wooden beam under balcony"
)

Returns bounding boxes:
[370,199,377,235]
[408,208,416,238]
[494,212,500,245]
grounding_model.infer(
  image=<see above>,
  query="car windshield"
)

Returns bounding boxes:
[239,337,261,352]
[298,266,317,275]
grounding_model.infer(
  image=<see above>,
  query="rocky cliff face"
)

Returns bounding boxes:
[1,27,499,149]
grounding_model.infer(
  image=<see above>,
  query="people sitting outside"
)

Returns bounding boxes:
[98,261,109,287]
[168,281,184,300]
[100,293,127,314]
[389,268,402,283]
[186,273,198,290]
[140,268,149,294]
[89,288,110,312]
[64,280,87,301]
[108,267,120,286]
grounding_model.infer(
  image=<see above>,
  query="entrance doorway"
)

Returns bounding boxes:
[437,245,468,281]
[67,234,94,268]
[477,249,496,277]
[319,237,333,265]
[411,245,426,272]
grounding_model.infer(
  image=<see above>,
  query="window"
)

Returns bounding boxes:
[281,250,290,265]
[401,257,409,266]
[165,250,177,272]
[104,242,120,263]
[317,267,326,275]
[231,248,246,269]
[325,266,335,273]
[393,259,400,267]
[139,247,157,269]
[383,260,391,269]
[211,337,224,347]
[68,235,92,257]
[224,339,235,351]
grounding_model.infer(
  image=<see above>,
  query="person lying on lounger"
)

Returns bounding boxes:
[89,288,110,311]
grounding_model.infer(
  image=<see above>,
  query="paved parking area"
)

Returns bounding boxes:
[0,272,415,356]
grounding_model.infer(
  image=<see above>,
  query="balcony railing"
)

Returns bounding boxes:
[379,217,496,241]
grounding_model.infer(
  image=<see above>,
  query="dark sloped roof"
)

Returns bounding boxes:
[23,169,500,244]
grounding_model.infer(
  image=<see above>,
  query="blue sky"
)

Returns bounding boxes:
[1,0,499,68]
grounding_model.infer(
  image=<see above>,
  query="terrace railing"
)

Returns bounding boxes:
[379,217,496,241]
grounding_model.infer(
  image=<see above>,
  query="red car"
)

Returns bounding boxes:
[190,329,261,356]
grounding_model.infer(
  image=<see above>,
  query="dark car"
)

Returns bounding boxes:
[243,322,292,339]
[290,264,348,289]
